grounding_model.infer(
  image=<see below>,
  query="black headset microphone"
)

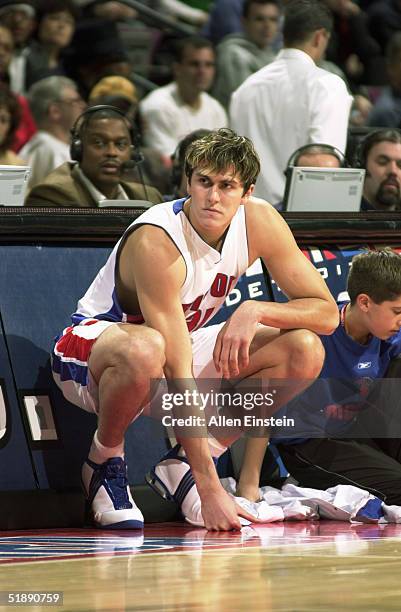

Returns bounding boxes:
[120,149,149,200]
[70,104,149,200]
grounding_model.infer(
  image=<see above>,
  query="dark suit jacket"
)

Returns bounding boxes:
[25,162,162,207]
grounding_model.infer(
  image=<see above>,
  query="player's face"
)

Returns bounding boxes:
[80,118,132,191]
[186,166,253,244]
[364,142,401,210]
[365,296,401,340]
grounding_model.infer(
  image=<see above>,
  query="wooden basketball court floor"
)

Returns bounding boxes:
[1,521,401,611]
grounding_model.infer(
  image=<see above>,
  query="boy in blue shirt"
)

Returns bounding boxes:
[238,248,401,505]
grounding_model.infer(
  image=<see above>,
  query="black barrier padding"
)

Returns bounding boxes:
[0,324,38,489]
[0,245,169,489]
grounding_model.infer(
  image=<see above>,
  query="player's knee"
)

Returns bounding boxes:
[140,327,166,367]
[121,328,165,379]
[289,330,325,378]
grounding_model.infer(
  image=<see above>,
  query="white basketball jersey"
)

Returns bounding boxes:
[72,198,249,333]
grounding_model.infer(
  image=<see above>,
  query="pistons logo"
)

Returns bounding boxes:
[183,273,236,332]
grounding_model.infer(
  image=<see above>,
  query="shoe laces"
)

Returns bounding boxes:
[94,457,133,509]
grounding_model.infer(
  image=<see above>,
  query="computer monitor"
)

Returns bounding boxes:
[283,167,365,212]
[0,165,31,207]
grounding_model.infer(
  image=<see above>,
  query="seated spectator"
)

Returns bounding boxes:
[212,0,280,109]
[276,142,344,210]
[63,18,132,100]
[25,0,78,90]
[140,36,227,156]
[168,128,212,198]
[0,83,25,165]
[25,105,162,207]
[286,142,344,170]
[0,23,36,151]
[367,33,401,128]
[0,0,37,94]
[358,128,401,211]
[20,76,86,188]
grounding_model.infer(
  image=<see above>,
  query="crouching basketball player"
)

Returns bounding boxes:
[52,128,338,531]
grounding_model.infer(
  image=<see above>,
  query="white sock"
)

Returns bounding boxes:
[88,430,124,465]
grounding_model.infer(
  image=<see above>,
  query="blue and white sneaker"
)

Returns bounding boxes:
[146,444,218,527]
[82,457,144,529]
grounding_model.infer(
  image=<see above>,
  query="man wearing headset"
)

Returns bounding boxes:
[275,143,345,210]
[358,128,401,212]
[25,105,162,207]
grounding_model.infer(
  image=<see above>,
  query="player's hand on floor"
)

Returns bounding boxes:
[201,487,242,531]
[201,486,263,530]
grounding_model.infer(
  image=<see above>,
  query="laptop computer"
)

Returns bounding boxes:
[98,199,154,209]
[0,165,31,207]
[283,167,366,212]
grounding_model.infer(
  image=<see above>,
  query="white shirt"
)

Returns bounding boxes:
[140,82,228,156]
[20,131,71,188]
[8,48,30,95]
[230,49,353,203]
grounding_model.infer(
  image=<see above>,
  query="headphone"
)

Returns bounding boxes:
[285,143,348,177]
[70,104,144,165]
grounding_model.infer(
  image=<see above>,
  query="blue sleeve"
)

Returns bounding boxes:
[388,331,401,358]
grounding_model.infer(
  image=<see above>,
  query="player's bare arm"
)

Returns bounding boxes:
[248,198,338,332]
[214,199,338,377]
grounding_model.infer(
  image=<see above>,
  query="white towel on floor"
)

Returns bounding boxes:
[221,477,401,523]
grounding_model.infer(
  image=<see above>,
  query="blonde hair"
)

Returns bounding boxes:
[89,76,138,104]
